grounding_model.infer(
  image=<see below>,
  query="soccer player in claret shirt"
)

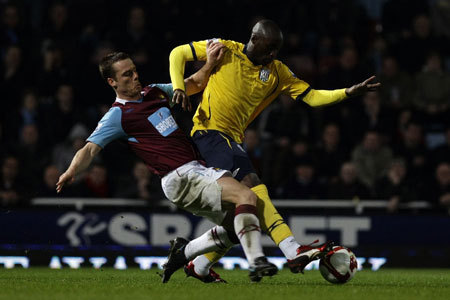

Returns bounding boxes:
[169,19,380,281]
[55,41,278,282]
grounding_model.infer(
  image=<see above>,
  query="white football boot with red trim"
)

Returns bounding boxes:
[287,240,335,273]
[184,261,227,283]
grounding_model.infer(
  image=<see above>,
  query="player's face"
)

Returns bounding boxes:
[110,58,142,99]
[249,36,282,66]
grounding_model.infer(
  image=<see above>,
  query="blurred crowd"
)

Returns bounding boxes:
[0,0,449,214]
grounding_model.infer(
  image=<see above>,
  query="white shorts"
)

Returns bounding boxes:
[161,160,232,225]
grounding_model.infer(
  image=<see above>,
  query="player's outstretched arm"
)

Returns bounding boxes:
[302,76,381,107]
[345,75,381,97]
[56,142,101,193]
[185,41,225,95]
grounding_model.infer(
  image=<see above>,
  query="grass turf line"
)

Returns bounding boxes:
[0,268,449,300]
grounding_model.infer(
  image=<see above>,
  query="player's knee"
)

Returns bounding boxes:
[236,188,257,206]
[241,173,262,188]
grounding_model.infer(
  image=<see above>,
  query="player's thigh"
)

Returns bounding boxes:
[216,175,257,206]
[193,130,234,170]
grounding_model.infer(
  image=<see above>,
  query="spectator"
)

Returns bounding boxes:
[413,52,450,117]
[0,3,29,50]
[37,165,61,197]
[377,55,414,110]
[375,158,418,213]
[314,123,349,184]
[1,45,28,113]
[52,123,90,173]
[261,94,309,142]
[431,126,450,168]
[42,83,81,145]
[326,161,371,200]
[0,156,27,207]
[278,161,323,199]
[16,123,49,183]
[37,42,71,98]
[354,91,396,142]
[393,121,429,186]
[427,162,450,214]
[394,14,441,73]
[352,130,393,190]
[3,88,42,144]
[80,164,111,198]
[113,161,165,204]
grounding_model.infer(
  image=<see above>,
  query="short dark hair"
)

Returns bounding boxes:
[98,52,130,81]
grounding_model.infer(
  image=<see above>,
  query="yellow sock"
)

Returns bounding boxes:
[251,184,293,245]
[204,247,231,263]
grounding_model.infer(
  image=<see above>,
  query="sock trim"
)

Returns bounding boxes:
[211,227,227,249]
[235,204,257,216]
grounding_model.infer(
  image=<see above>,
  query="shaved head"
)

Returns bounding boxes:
[251,19,283,42]
[247,19,283,66]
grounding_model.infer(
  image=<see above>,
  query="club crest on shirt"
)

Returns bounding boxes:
[259,68,270,82]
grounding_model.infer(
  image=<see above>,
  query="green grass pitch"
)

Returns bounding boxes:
[0,268,449,300]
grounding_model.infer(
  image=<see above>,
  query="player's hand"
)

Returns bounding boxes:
[345,76,381,97]
[56,171,75,193]
[173,89,192,111]
[205,40,226,68]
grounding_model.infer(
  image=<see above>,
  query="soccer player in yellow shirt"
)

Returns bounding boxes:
[169,19,380,282]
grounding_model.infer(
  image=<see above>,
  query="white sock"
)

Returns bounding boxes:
[192,255,214,277]
[184,226,234,260]
[278,236,301,260]
[234,205,264,265]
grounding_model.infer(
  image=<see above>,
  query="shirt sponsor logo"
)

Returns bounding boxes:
[148,107,178,137]
[259,68,270,82]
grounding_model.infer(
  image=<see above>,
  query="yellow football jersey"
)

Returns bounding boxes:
[187,39,310,143]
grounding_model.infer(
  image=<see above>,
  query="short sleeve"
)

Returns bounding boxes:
[278,63,311,100]
[87,107,127,148]
[190,38,223,61]
[150,83,174,100]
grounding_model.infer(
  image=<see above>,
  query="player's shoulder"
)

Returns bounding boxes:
[206,38,243,51]
[272,59,297,78]
[272,59,288,69]
[104,106,122,119]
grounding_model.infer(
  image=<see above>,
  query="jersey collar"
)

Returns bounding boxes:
[115,92,144,104]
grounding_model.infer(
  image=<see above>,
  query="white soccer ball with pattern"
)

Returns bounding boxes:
[319,246,357,284]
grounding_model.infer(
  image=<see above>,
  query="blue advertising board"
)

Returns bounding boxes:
[0,209,449,268]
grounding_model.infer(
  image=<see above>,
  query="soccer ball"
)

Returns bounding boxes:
[319,246,357,284]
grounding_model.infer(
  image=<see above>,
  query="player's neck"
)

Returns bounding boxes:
[116,92,141,101]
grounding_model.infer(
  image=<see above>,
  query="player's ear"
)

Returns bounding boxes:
[107,77,117,89]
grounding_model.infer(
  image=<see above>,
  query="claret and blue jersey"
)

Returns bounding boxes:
[87,83,199,177]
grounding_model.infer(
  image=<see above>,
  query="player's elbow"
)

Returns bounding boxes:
[185,76,205,96]
[169,45,187,64]
[85,142,102,157]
